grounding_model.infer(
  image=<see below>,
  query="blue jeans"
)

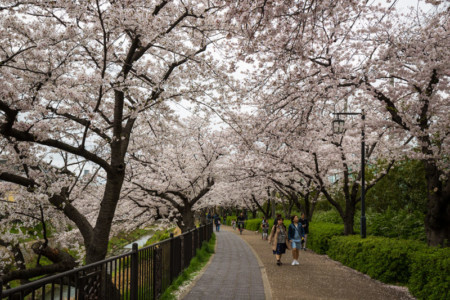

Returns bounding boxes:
[216,224,220,232]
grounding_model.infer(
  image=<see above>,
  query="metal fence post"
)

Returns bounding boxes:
[169,233,174,282]
[153,246,162,299]
[130,243,139,300]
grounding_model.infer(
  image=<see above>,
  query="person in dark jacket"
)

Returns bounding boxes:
[213,214,221,232]
[299,213,309,250]
[288,215,305,265]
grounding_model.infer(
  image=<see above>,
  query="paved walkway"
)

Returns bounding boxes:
[235,226,415,300]
[183,227,266,300]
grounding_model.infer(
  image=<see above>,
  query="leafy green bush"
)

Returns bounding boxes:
[308,222,344,254]
[239,218,290,234]
[327,235,425,284]
[226,216,236,225]
[312,208,426,241]
[366,208,426,242]
[244,219,264,231]
[408,248,450,300]
[312,210,343,224]
[308,222,450,299]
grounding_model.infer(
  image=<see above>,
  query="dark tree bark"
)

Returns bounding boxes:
[424,162,450,246]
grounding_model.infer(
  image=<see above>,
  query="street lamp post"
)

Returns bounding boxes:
[332,111,366,238]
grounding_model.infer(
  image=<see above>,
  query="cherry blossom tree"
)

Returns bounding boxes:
[357,7,450,246]
[0,0,231,272]
[225,0,449,243]
[121,116,227,232]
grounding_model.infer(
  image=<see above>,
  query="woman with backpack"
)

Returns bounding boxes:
[288,215,305,265]
[269,216,290,266]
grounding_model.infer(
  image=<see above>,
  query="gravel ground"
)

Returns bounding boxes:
[230,226,415,300]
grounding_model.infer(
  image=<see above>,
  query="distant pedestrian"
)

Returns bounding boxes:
[231,219,236,230]
[288,215,305,265]
[300,213,309,250]
[269,216,290,266]
[214,214,221,232]
[261,217,269,240]
[237,212,246,234]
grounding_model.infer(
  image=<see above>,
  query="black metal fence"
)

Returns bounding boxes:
[1,223,213,300]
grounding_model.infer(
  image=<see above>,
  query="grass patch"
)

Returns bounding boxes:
[108,228,155,254]
[143,227,176,247]
[160,233,216,300]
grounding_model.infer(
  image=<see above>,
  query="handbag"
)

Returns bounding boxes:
[285,240,292,250]
[283,227,291,250]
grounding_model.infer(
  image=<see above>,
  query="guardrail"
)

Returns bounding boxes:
[1,222,213,300]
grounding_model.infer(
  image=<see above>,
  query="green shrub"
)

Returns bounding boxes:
[226,216,236,225]
[244,219,263,231]
[327,235,425,284]
[312,208,426,241]
[308,222,344,254]
[308,221,450,299]
[240,218,291,234]
[365,208,426,242]
[408,248,450,300]
[312,210,343,224]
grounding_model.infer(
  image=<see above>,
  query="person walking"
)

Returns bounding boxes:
[300,213,309,250]
[288,215,305,265]
[261,217,269,240]
[269,216,290,266]
[214,214,221,232]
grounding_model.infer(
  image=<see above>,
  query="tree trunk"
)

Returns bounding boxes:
[424,161,450,246]
[199,208,207,225]
[343,202,356,235]
[85,172,124,264]
[178,208,196,233]
[343,214,355,235]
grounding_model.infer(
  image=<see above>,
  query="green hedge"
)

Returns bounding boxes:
[327,235,424,284]
[308,222,450,300]
[308,222,344,254]
[408,248,450,300]
[226,217,291,234]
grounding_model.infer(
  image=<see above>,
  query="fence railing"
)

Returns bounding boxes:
[1,222,213,300]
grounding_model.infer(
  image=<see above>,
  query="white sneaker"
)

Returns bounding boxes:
[295,260,300,265]
[291,260,296,266]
